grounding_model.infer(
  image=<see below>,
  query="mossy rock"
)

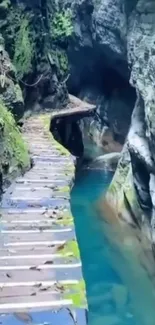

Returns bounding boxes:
[0,100,30,183]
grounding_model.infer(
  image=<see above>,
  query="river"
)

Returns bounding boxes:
[71,166,155,325]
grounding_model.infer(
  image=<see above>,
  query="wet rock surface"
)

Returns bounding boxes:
[0,114,87,324]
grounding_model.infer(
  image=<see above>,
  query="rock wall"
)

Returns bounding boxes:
[0,0,71,187]
[0,0,71,116]
[0,100,30,192]
[55,0,155,249]
[65,0,136,149]
[94,0,155,251]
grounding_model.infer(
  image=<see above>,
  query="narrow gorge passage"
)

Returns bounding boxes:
[0,115,87,325]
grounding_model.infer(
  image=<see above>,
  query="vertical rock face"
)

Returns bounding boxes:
[61,0,155,248]
[66,0,136,150]
[100,0,155,249]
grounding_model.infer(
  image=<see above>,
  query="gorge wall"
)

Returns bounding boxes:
[50,0,155,250]
[0,0,73,189]
[0,0,72,117]
[93,0,155,250]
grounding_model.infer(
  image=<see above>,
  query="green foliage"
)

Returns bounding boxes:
[13,16,34,79]
[0,0,10,10]
[2,2,72,82]
[2,4,35,79]
[14,84,23,103]
[2,5,25,54]
[48,48,69,76]
[51,9,73,42]
[0,100,30,179]
[57,50,68,74]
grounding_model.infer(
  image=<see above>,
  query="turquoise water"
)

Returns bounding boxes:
[71,168,155,325]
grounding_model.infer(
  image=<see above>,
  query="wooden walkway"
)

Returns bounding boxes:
[51,95,96,120]
[0,115,87,324]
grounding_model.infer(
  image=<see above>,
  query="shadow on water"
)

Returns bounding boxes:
[70,167,155,325]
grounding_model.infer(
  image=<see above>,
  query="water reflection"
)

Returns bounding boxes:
[70,167,155,325]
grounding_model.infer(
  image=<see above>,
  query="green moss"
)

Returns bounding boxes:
[56,210,73,226]
[57,217,73,226]
[64,164,75,173]
[48,49,69,76]
[14,84,24,103]
[56,185,70,193]
[54,142,70,156]
[0,100,30,179]
[13,15,34,79]
[63,280,87,307]
[59,240,80,259]
[108,164,129,195]
[57,50,68,75]
[51,9,73,42]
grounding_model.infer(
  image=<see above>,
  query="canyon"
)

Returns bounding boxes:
[1,0,155,324]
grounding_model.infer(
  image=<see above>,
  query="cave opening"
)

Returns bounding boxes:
[68,55,136,102]
[67,60,137,150]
